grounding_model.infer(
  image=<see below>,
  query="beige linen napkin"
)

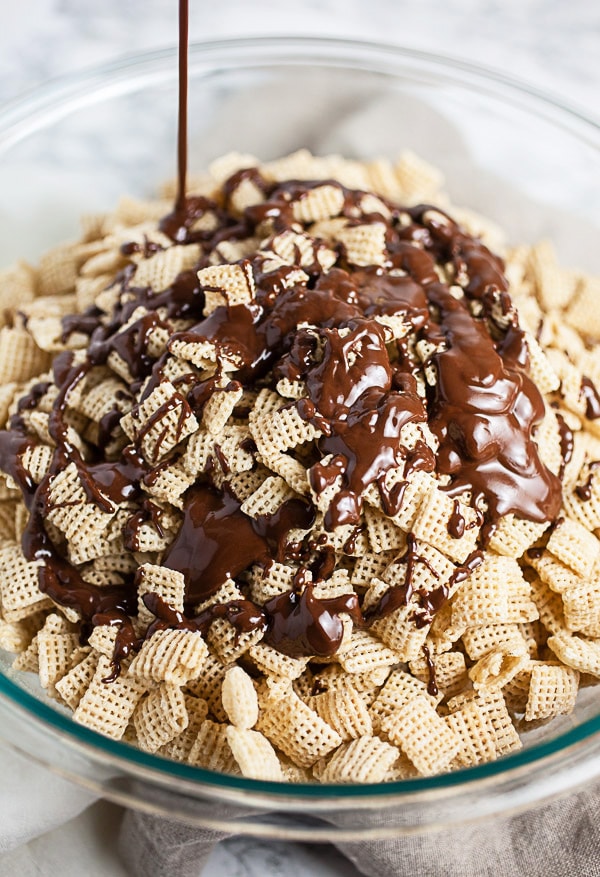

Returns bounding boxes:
[118,778,600,877]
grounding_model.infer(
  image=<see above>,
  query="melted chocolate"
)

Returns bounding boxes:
[448,499,466,539]
[581,376,600,420]
[144,592,266,643]
[575,460,600,502]
[555,411,574,480]
[163,485,314,603]
[364,533,439,622]
[0,21,567,671]
[425,281,560,523]
[263,581,363,657]
[422,644,439,697]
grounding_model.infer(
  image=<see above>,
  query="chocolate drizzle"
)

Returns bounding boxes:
[422,644,438,698]
[0,15,566,670]
[263,581,363,658]
[581,376,600,421]
[555,411,574,480]
[163,484,315,603]
[575,460,600,502]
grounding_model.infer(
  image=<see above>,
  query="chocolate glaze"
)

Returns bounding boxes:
[162,484,314,603]
[144,592,266,643]
[448,499,466,539]
[555,411,574,480]
[581,376,600,421]
[575,460,600,502]
[0,28,566,669]
[263,580,363,657]
[422,644,439,697]
[424,281,560,523]
[364,533,439,623]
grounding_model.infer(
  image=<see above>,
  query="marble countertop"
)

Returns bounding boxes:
[0,2,598,876]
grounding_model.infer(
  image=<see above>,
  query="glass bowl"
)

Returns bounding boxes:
[0,36,599,841]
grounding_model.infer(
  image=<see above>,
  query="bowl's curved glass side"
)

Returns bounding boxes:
[1,40,598,267]
[0,38,599,835]
[2,653,600,838]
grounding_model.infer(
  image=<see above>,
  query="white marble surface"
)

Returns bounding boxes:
[0,2,598,876]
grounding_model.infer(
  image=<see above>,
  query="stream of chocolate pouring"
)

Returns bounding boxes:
[0,0,566,673]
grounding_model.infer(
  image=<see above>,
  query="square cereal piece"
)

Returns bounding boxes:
[562,579,600,637]
[73,655,147,740]
[256,689,342,768]
[318,735,400,784]
[249,641,309,680]
[37,630,81,692]
[0,617,38,653]
[142,458,196,509]
[547,631,600,677]
[247,561,300,603]
[291,184,345,224]
[133,683,189,753]
[563,476,600,532]
[505,577,540,625]
[226,726,284,781]
[381,695,461,776]
[202,384,244,436]
[351,550,398,589]
[11,612,67,674]
[446,698,506,768]
[206,617,264,664]
[240,475,294,519]
[198,261,256,313]
[21,444,54,485]
[502,663,535,714]
[364,506,406,553]
[528,239,579,311]
[369,669,439,733]
[369,603,430,663]
[157,694,209,762]
[135,563,186,627]
[546,516,600,576]
[336,222,387,268]
[395,150,444,202]
[467,648,529,693]
[411,490,479,563]
[133,244,201,292]
[487,515,550,559]
[447,690,521,758]
[524,662,579,722]
[409,650,468,699]
[120,380,199,464]
[565,275,600,339]
[450,554,527,630]
[55,651,100,710]
[0,543,51,622]
[251,400,320,459]
[337,630,400,675]
[529,577,566,635]
[311,682,373,741]
[187,719,238,773]
[127,629,209,686]
[0,327,51,384]
[461,623,529,661]
[184,651,231,722]
[372,470,435,533]
[526,550,584,594]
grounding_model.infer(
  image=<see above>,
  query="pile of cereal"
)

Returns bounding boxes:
[1,149,599,783]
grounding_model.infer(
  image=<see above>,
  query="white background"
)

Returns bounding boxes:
[0,1,598,875]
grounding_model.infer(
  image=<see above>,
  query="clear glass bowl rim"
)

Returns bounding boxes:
[0,34,599,806]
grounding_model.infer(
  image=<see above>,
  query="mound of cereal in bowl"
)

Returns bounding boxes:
[0,148,599,784]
